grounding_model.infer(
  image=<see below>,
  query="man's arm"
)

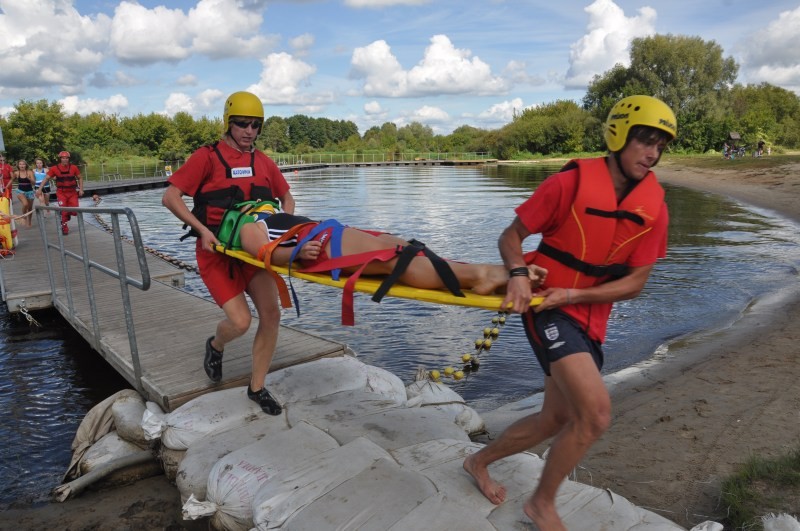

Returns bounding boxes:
[499,217,537,313]
[534,264,655,312]
[162,184,218,252]
[277,190,295,215]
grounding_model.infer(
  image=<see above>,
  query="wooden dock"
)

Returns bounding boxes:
[0,198,349,411]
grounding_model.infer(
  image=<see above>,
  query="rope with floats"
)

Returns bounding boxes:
[425,310,510,383]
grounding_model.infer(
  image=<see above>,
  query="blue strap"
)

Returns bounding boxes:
[285,219,346,317]
[289,219,346,279]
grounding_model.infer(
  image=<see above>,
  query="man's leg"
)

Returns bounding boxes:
[244,271,282,415]
[245,271,281,390]
[524,352,611,530]
[212,292,253,352]
[463,377,571,504]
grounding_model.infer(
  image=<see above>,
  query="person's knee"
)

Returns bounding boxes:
[577,401,611,441]
[227,313,252,336]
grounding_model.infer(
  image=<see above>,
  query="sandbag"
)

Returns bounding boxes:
[387,493,496,531]
[405,380,485,434]
[319,405,470,450]
[176,415,289,503]
[111,393,149,448]
[285,389,402,427]
[79,431,161,488]
[251,437,392,529]
[182,422,339,531]
[142,387,286,450]
[265,355,405,404]
[278,458,437,530]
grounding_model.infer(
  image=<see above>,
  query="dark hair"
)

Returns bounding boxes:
[628,125,673,146]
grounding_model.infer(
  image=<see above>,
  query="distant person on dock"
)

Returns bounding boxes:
[33,158,51,211]
[0,154,12,195]
[162,91,295,416]
[37,151,83,235]
[463,95,676,530]
[12,159,35,227]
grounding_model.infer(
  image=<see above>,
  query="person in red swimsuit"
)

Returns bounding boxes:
[37,151,83,235]
[463,95,677,530]
[162,91,295,416]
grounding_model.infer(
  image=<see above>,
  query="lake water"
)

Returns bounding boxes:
[2,162,799,509]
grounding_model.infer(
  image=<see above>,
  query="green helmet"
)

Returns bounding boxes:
[223,91,264,133]
[604,95,677,152]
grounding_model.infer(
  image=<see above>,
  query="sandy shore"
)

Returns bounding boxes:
[2,159,798,530]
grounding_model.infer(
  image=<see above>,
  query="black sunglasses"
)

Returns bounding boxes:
[230,119,263,130]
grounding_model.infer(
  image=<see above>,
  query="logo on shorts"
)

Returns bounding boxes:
[544,323,559,341]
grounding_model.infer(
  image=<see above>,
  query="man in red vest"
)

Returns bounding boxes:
[0,154,12,197]
[37,151,83,234]
[464,95,677,530]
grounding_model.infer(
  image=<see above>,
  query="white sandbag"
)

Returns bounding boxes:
[405,380,485,434]
[487,480,684,531]
[251,437,392,530]
[176,416,291,503]
[285,389,402,427]
[145,401,165,415]
[184,422,339,531]
[279,458,437,530]
[387,493,496,531]
[264,355,371,403]
[80,431,146,475]
[406,379,465,406]
[111,393,149,448]
[142,387,286,450]
[79,431,161,487]
[160,445,185,483]
[392,438,544,519]
[319,406,469,450]
[363,363,407,403]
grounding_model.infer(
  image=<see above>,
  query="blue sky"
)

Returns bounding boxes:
[1,0,799,134]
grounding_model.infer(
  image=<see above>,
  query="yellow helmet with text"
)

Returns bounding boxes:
[604,95,677,152]
[223,91,264,133]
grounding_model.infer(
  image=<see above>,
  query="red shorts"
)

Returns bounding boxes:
[196,242,261,306]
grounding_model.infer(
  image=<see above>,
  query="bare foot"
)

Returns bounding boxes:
[524,496,565,531]
[471,264,508,295]
[463,452,507,504]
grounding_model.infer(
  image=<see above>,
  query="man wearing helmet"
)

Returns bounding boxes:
[464,95,676,530]
[38,151,83,235]
[162,91,296,416]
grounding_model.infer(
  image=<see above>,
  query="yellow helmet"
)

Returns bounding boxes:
[604,95,677,152]
[223,91,264,132]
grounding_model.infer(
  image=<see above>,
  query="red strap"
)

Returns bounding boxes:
[299,247,398,326]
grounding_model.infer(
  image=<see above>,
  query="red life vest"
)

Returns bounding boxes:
[53,164,79,190]
[524,157,665,342]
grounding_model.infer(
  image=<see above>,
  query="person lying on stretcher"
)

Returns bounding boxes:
[234,208,548,297]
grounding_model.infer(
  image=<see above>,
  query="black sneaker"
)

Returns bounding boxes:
[204,336,223,383]
[247,386,282,416]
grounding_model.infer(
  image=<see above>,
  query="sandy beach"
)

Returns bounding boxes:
[2,159,798,530]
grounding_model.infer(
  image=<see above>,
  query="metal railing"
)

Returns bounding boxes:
[35,205,151,392]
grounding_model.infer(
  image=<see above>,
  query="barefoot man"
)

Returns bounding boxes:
[464,95,677,530]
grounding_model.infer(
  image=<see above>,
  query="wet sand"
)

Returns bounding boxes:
[2,159,799,530]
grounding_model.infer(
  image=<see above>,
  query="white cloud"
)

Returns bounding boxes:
[564,0,656,90]
[364,101,383,114]
[177,74,199,86]
[403,105,450,124]
[0,1,111,91]
[59,94,129,115]
[351,35,508,97]
[738,6,800,93]
[162,90,224,116]
[478,98,527,123]
[290,33,315,57]
[248,52,333,107]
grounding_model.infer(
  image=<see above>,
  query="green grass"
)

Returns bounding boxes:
[661,152,800,171]
[719,445,800,530]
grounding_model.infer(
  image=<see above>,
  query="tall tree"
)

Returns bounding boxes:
[3,99,70,162]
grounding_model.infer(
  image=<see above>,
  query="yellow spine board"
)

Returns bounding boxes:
[214,245,543,311]
[0,197,16,250]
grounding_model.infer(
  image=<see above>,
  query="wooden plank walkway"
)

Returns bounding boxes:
[0,198,349,411]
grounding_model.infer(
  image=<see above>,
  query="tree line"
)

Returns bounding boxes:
[1,34,798,166]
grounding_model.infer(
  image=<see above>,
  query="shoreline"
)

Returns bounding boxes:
[2,160,799,530]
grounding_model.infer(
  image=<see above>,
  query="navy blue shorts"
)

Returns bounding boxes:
[522,309,604,376]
